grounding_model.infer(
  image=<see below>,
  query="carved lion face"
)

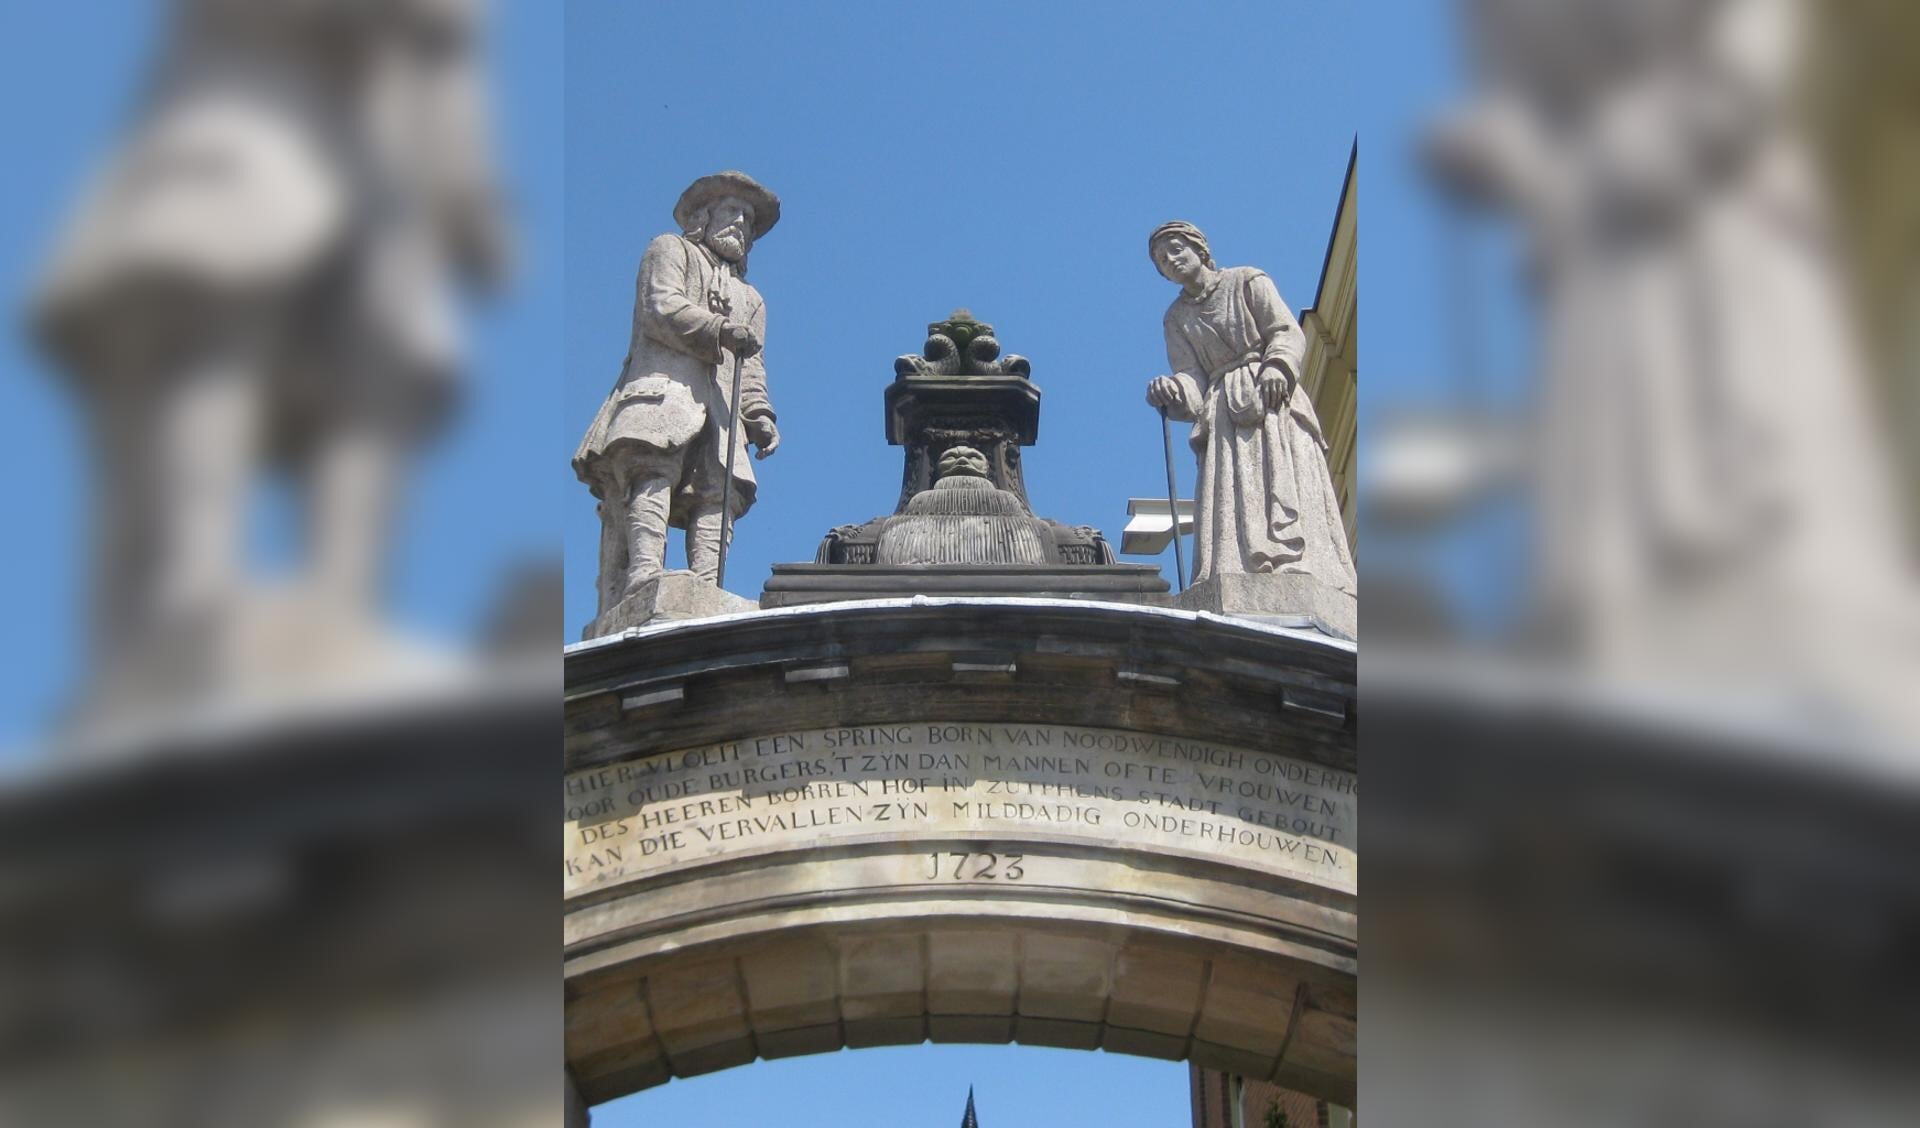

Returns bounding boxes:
[937,446,990,480]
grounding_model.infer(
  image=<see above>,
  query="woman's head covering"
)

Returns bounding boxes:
[1148,220,1214,269]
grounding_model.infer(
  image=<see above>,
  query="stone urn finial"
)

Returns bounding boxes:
[894,309,1031,378]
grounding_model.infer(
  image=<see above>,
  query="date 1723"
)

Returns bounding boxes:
[925,851,1025,881]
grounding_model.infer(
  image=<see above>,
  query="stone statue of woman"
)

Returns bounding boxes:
[1425,0,1916,689]
[1144,221,1357,599]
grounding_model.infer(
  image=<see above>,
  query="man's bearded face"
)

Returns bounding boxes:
[704,196,754,262]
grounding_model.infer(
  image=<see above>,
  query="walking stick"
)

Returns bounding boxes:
[714,347,746,589]
[1158,405,1187,592]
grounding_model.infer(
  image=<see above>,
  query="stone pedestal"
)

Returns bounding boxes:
[783,312,1146,603]
[761,562,1171,608]
[564,598,1356,1109]
[0,659,558,1127]
[1176,573,1357,640]
[585,571,759,638]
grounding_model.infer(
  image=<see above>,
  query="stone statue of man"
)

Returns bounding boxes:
[574,171,782,623]
[30,0,510,718]
[1145,221,1356,596]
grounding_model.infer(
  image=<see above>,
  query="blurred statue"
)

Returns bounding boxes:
[573,171,781,634]
[1426,0,1915,671]
[30,0,510,718]
[1145,221,1358,596]
[1422,0,1920,747]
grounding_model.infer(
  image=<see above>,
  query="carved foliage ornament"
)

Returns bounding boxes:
[894,309,1032,378]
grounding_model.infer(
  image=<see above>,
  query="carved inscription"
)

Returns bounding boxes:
[563,724,1356,895]
[925,851,1026,881]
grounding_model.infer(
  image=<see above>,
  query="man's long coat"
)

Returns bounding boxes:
[574,232,774,524]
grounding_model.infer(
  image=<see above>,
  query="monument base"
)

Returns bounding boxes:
[585,571,759,638]
[565,597,1356,1109]
[759,562,1171,608]
[2,656,557,1127]
[1176,572,1357,640]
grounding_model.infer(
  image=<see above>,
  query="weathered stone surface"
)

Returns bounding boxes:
[1176,572,1357,640]
[927,930,1019,1016]
[562,721,1355,897]
[584,570,758,637]
[1109,945,1209,1037]
[566,599,1354,769]
[1020,934,1113,1023]
[761,563,1170,607]
[1195,956,1303,1066]
[886,310,1040,509]
[0,658,557,1127]
[874,450,1049,565]
[780,313,1146,603]
[647,956,752,1075]
[564,598,1356,1108]
[576,171,783,636]
[32,0,512,733]
[839,933,925,1044]
[894,309,1032,379]
[1146,222,1357,597]
[738,943,838,1034]
[564,920,1357,1109]
[1425,0,1920,734]
[1364,656,1920,1126]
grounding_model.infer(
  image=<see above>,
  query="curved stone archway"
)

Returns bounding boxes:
[563,599,1357,1109]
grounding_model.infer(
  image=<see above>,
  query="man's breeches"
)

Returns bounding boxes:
[609,441,734,587]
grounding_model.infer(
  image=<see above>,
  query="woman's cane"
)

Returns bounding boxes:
[714,346,746,588]
[1158,405,1187,592]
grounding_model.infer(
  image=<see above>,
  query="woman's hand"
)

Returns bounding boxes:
[1259,365,1295,412]
[1146,375,1183,411]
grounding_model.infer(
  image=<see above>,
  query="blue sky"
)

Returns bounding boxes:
[1354,0,1538,636]
[0,4,144,752]
[613,1043,1190,1127]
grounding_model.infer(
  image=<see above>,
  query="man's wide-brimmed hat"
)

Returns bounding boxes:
[674,170,781,240]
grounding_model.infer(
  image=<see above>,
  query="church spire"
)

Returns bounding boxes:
[960,1085,979,1128]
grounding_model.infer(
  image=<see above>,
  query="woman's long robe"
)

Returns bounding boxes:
[1160,266,1356,592]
